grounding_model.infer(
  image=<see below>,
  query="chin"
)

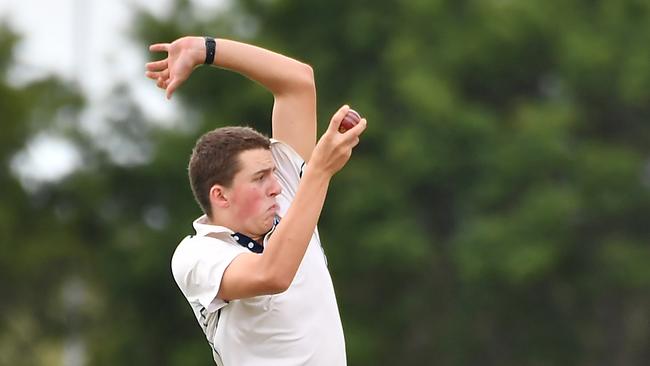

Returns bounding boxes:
[260,219,275,233]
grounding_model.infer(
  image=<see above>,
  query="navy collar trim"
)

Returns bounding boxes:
[231,215,281,253]
[231,232,264,253]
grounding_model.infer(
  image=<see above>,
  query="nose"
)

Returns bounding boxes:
[269,175,282,197]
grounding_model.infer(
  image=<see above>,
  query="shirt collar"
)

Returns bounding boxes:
[192,215,234,237]
[193,215,282,254]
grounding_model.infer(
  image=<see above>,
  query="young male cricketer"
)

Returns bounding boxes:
[146,35,367,365]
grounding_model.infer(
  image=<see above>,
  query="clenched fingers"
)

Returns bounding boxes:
[342,118,367,142]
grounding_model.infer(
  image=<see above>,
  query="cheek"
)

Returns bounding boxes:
[231,186,266,217]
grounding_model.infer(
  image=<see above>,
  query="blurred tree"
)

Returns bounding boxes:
[0,24,87,365]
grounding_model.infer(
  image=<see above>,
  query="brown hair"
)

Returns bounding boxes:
[188,126,270,217]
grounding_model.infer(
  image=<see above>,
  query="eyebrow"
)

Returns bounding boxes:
[251,167,276,177]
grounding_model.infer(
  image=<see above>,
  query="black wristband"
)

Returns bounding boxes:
[204,37,216,65]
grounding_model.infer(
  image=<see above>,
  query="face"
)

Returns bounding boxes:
[222,148,282,238]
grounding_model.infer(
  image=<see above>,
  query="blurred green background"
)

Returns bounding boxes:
[2,0,650,365]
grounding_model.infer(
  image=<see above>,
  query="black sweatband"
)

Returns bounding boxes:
[204,37,216,65]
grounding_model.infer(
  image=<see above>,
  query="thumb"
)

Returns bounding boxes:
[166,78,181,99]
[326,105,350,133]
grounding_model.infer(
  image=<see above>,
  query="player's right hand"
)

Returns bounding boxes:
[310,105,367,177]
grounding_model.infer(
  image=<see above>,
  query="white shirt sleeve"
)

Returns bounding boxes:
[270,139,306,200]
[171,235,245,312]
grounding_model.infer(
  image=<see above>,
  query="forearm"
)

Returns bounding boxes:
[211,38,317,160]
[211,38,314,96]
[261,166,330,288]
[146,36,317,159]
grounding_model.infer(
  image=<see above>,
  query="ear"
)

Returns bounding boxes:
[209,184,230,209]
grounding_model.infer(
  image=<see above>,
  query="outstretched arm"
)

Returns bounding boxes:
[145,37,317,161]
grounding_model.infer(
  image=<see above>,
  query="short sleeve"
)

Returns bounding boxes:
[270,139,306,200]
[171,235,244,312]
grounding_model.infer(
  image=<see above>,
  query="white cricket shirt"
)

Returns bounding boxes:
[171,140,346,366]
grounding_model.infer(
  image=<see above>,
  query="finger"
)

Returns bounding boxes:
[157,77,166,89]
[145,59,168,71]
[145,70,164,80]
[149,69,170,81]
[345,118,367,139]
[149,43,170,52]
[166,78,181,99]
[146,70,170,81]
[350,136,360,148]
[326,105,350,133]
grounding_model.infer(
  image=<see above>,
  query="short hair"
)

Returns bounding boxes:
[188,126,270,217]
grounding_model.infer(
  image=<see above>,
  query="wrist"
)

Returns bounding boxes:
[301,161,333,182]
[204,36,216,65]
[177,36,207,68]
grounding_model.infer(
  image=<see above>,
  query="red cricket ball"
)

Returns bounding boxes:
[339,109,361,133]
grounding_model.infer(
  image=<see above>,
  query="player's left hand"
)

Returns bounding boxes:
[145,36,204,99]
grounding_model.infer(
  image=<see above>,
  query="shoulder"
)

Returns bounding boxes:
[171,234,245,276]
[270,139,304,164]
[270,139,306,179]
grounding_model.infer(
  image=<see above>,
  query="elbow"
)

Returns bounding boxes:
[266,273,292,294]
[301,63,315,85]
[260,270,293,295]
[291,62,315,92]
[273,62,315,96]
